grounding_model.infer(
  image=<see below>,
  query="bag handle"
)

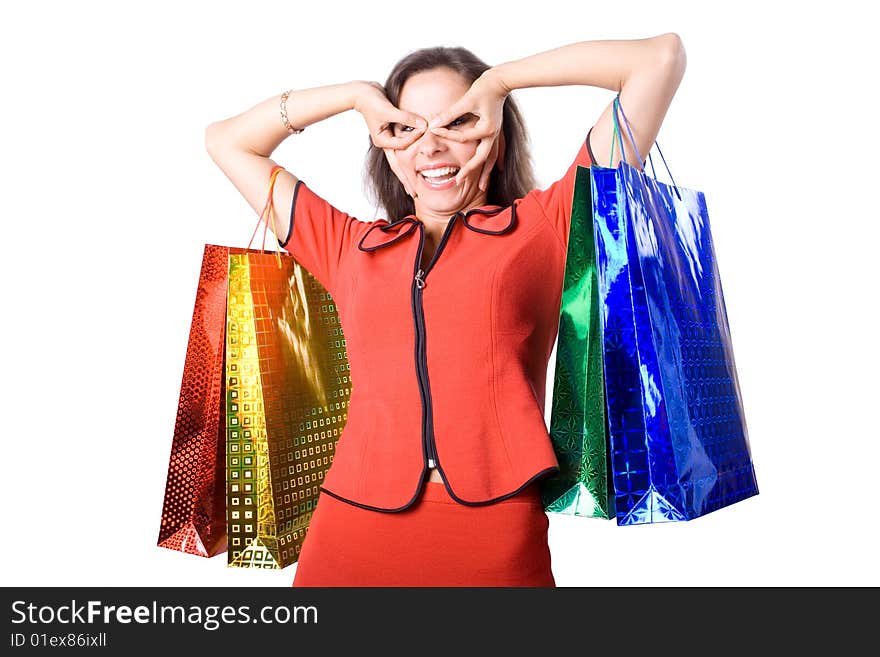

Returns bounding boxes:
[246,164,285,268]
[609,94,682,201]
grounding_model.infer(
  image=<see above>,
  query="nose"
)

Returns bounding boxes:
[415,126,446,157]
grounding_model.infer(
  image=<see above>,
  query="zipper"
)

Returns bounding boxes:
[411,215,458,476]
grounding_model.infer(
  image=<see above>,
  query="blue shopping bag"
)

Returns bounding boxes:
[588,96,758,525]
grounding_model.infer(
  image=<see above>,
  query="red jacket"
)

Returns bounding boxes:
[279,129,597,512]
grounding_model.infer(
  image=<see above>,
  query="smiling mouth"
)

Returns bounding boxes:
[419,166,460,187]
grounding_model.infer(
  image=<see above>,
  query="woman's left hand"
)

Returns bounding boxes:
[428,70,509,191]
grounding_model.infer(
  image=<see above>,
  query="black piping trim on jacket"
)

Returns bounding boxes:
[438,465,560,506]
[356,203,514,252]
[586,126,598,167]
[458,202,516,235]
[317,465,560,513]
[356,217,420,252]
[277,179,302,249]
[317,475,429,513]
[326,201,537,513]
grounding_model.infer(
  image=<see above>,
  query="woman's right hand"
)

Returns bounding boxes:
[355,81,427,150]
[354,81,426,197]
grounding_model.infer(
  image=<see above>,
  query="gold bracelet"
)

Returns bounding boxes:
[280,90,304,134]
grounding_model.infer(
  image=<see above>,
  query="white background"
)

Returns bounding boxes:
[2,0,877,587]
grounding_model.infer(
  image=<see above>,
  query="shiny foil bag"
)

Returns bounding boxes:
[593,98,758,524]
[157,244,229,557]
[544,166,614,519]
[224,249,351,568]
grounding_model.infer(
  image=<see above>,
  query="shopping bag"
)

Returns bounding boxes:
[159,166,351,567]
[224,245,351,568]
[156,244,229,557]
[223,166,352,569]
[593,96,759,525]
[543,165,614,519]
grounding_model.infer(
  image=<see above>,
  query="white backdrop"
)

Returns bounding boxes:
[2,0,877,587]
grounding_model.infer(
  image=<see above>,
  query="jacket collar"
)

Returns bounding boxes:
[357,203,517,252]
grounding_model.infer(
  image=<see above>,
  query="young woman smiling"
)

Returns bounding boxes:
[205,33,686,587]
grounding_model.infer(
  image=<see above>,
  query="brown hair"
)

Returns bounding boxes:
[364,46,536,221]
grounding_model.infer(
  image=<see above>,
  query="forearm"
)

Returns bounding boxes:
[205,81,367,157]
[486,33,684,94]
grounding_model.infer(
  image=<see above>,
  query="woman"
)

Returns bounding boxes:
[205,33,687,586]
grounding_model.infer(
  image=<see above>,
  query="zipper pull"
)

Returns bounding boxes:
[415,268,426,289]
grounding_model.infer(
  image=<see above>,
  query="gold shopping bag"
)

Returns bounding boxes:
[224,166,352,568]
[224,244,351,569]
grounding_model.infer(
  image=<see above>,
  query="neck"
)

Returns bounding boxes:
[412,189,490,235]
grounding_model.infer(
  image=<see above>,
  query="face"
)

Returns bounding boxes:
[389,67,486,215]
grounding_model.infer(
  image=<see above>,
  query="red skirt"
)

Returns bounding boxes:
[292,480,555,587]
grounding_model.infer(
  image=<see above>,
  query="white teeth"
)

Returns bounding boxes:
[420,166,459,178]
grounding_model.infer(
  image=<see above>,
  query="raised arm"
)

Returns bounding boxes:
[205,81,362,242]
[490,33,686,168]
[430,33,687,175]
[204,81,427,242]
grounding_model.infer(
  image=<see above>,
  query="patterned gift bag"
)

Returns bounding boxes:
[544,165,614,519]
[591,96,759,524]
[157,245,229,557]
[159,166,352,567]
[224,246,351,568]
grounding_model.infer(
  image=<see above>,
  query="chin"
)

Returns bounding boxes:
[418,190,460,206]
[421,201,465,215]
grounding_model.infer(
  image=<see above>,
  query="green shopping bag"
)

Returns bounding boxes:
[542,165,614,519]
